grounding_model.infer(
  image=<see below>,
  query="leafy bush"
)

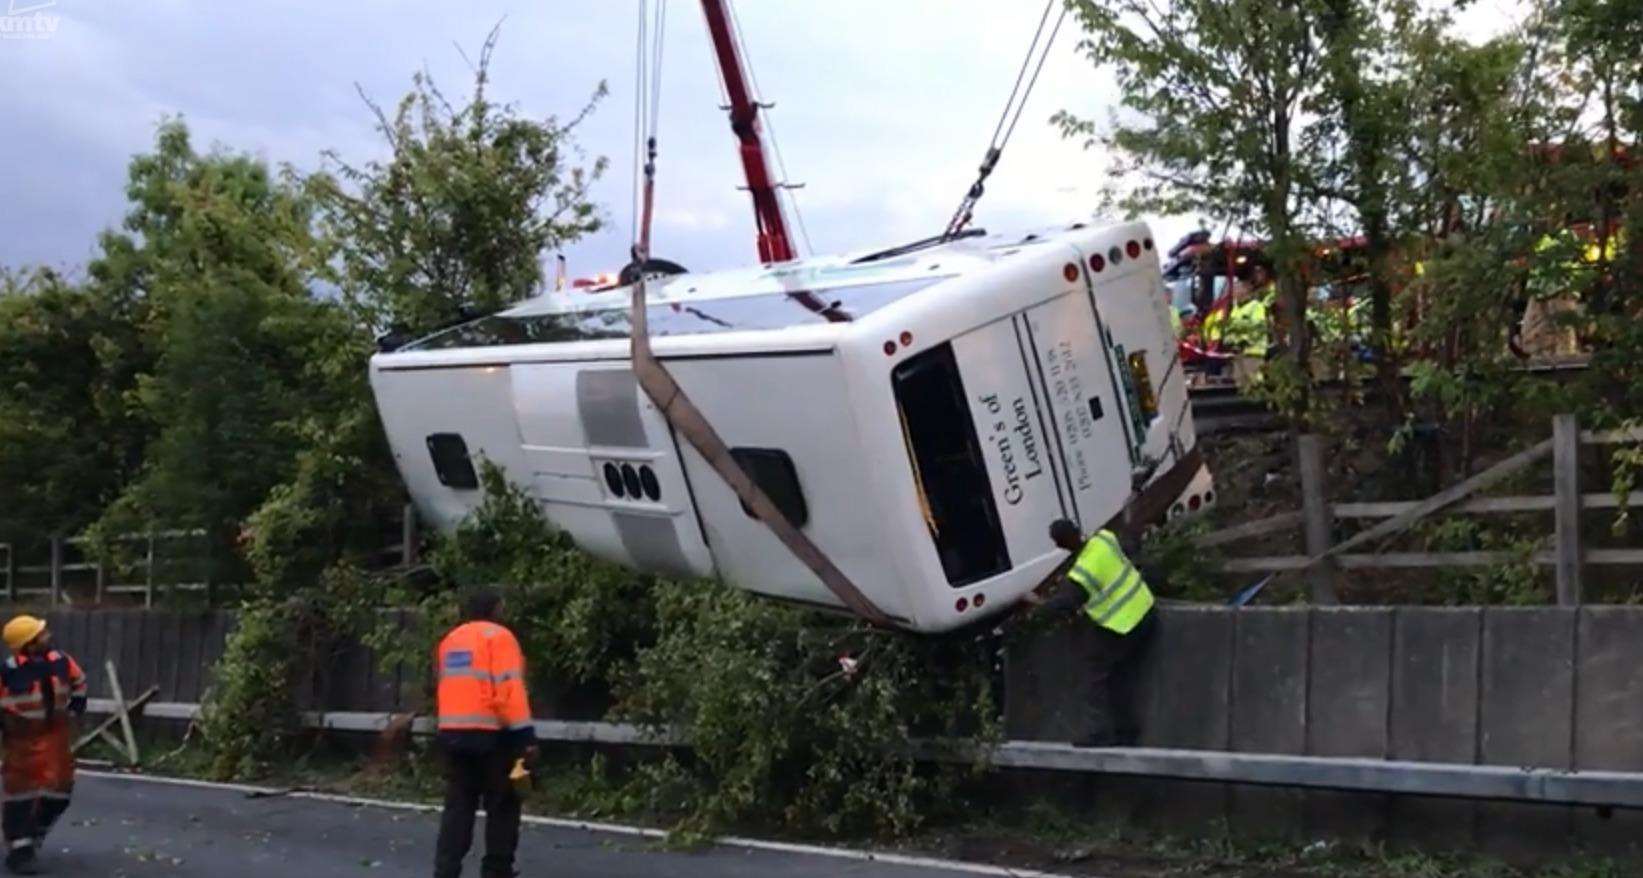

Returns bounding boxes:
[1419,517,1546,605]
[618,582,998,838]
[313,27,606,337]
[1141,517,1225,602]
[369,466,1000,839]
[197,564,375,778]
[373,464,660,698]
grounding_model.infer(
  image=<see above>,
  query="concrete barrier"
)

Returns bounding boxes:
[34,603,1643,778]
[1390,608,1481,763]
[1308,608,1392,758]
[34,602,1643,862]
[1005,605,1643,776]
[1230,608,1309,754]
[1139,607,1233,750]
[1002,618,1103,742]
[1480,608,1576,769]
[1575,607,1643,771]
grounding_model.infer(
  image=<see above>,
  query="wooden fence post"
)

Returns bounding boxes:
[402,503,419,567]
[49,537,63,606]
[1553,413,1583,605]
[144,533,156,609]
[1297,434,1340,604]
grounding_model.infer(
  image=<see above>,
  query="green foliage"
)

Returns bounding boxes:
[1241,354,1316,425]
[196,598,305,778]
[365,469,998,840]
[198,564,375,778]
[1418,517,1546,605]
[78,120,349,586]
[1140,517,1225,601]
[1061,0,1331,413]
[237,298,400,597]
[394,463,660,692]
[1610,426,1641,535]
[619,582,997,838]
[0,270,144,543]
[313,27,607,338]
[1388,0,1643,474]
[215,30,615,592]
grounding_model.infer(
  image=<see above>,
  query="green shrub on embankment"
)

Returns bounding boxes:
[199,465,1000,839]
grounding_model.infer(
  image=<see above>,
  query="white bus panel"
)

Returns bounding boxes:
[369,221,1212,633]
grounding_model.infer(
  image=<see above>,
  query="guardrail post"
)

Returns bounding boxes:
[401,503,418,566]
[1553,413,1582,605]
[48,537,63,606]
[1298,434,1340,604]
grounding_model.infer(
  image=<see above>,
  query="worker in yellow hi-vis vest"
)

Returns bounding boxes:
[1023,515,1158,747]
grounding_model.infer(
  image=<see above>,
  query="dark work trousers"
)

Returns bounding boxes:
[434,746,522,878]
[1092,610,1159,745]
[2,797,70,845]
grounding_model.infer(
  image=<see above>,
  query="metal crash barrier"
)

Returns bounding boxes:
[83,700,1643,809]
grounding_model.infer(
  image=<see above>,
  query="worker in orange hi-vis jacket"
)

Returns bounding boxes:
[0,615,87,876]
[433,587,537,878]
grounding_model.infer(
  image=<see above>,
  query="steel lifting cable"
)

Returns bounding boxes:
[623,1,894,628]
[942,0,1068,240]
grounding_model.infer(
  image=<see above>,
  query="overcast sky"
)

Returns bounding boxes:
[1,0,1524,282]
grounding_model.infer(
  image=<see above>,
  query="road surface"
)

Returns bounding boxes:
[50,773,1056,877]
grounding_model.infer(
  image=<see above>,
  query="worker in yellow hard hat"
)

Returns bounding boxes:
[0,616,87,875]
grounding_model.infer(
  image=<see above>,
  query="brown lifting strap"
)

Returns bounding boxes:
[627,273,895,629]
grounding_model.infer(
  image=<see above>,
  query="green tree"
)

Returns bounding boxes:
[1060,0,1331,420]
[314,29,608,338]
[87,121,346,585]
[1313,2,1533,448]
[1542,0,1643,415]
[248,31,619,595]
[1313,0,1420,408]
[0,271,141,543]
[1389,29,1544,478]
[1390,0,1642,478]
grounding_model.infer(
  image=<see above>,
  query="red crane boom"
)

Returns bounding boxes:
[699,0,796,264]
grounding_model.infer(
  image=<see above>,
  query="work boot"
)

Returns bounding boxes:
[5,844,40,876]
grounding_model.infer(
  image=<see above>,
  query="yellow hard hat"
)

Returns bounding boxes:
[2,615,46,652]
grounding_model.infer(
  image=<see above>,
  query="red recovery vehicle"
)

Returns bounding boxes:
[1162,232,1375,381]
